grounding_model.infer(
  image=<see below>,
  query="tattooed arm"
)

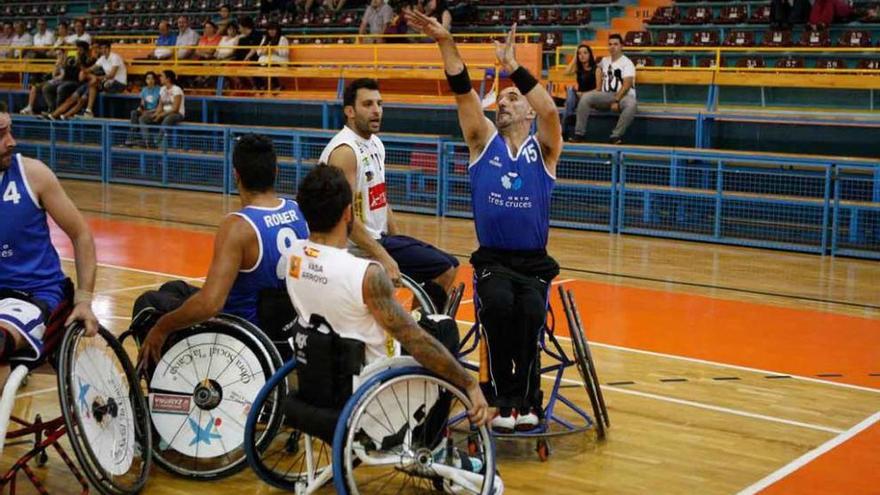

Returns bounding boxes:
[363,264,490,426]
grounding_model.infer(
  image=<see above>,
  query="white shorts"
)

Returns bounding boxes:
[0,297,47,361]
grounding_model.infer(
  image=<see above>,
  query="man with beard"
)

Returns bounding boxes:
[320,78,459,309]
[408,12,563,432]
[0,101,98,385]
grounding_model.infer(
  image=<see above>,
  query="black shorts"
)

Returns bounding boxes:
[379,234,459,282]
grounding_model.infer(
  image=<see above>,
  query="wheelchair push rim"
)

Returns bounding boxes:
[396,274,438,317]
[144,316,283,479]
[58,324,152,495]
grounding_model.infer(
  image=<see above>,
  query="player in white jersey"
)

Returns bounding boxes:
[320,78,459,309]
[286,163,488,425]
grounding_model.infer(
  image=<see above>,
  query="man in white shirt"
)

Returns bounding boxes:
[359,0,394,42]
[64,19,92,47]
[81,40,127,118]
[32,20,56,58]
[174,16,200,59]
[571,33,637,145]
[10,22,33,59]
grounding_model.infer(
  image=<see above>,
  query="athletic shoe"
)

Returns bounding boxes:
[19,106,32,115]
[566,134,587,143]
[609,136,623,145]
[43,113,56,121]
[514,407,540,432]
[80,109,94,119]
[490,408,516,433]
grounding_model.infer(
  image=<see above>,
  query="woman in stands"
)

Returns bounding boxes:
[255,22,289,66]
[563,42,598,138]
[196,20,223,60]
[139,70,185,148]
[422,0,452,31]
[216,22,241,61]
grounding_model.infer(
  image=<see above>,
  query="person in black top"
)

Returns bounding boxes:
[563,42,597,140]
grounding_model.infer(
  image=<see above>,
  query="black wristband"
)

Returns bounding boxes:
[509,66,538,95]
[445,67,472,95]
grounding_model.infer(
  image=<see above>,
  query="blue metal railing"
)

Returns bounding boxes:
[11,117,879,259]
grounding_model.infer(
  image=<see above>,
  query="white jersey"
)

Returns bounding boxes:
[319,126,388,240]
[285,239,398,364]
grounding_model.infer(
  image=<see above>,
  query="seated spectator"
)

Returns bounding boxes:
[236,16,262,62]
[0,23,12,59]
[255,22,289,65]
[66,19,92,47]
[32,20,56,59]
[175,16,201,60]
[79,40,128,119]
[151,21,177,60]
[385,0,418,41]
[570,33,637,145]
[810,0,854,27]
[139,70,185,147]
[45,42,91,113]
[52,22,70,54]
[196,21,222,60]
[215,4,234,33]
[563,42,598,139]
[126,71,161,146]
[44,43,97,121]
[10,22,34,59]
[216,22,241,60]
[423,0,452,32]
[20,51,67,115]
[770,0,811,29]
[359,0,395,43]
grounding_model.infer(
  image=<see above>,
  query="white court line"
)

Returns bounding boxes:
[459,278,574,306]
[455,318,880,395]
[60,257,205,282]
[97,282,174,296]
[737,410,880,495]
[16,387,57,399]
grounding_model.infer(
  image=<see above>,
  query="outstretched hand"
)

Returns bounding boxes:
[404,9,451,42]
[494,23,519,72]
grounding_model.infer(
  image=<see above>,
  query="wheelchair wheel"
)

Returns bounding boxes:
[245,359,333,492]
[57,324,151,495]
[334,367,498,495]
[396,274,438,317]
[146,315,284,479]
[560,288,610,439]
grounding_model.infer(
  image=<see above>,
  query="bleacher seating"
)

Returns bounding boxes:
[632,55,655,67]
[816,58,848,69]
[762,29,793,46]
[690,30,720,46]
[663,56,691,67]
[561,8,590,25]
[657,30,686,46]
[800,30,831,47]
[776,56,805,68]
[682,6,714,24]
[838,30,873,47]
[625,30,652,47]
[735,56,765,68]
[724,30,755,47]
[646,6,679,25]
[716,5,747,24]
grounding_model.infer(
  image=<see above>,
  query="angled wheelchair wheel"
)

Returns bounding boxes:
[560,287,610,439]
[145,315,284,479]
[334,367,498,495]
[396,274,438,317]
[57,324,152,495]
[244,359,333,492]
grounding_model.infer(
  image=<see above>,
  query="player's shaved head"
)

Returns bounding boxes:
[495,86,535,134]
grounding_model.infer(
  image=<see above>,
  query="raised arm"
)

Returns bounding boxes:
[363,264,489,426]
[494,25,563,171]
[406,10,494,160]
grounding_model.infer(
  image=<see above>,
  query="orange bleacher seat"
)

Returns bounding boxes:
[478,9,506,26]
[776,56,805,69]
[657,30,685,47]
[748,5,771,23]
[625,30,652,47]
[717,5,747,24]
[534,8,562,26]
[682,6,714,25]
[815,59,847,69]
[663,56,692,67]
[857,59,880,69]
[632,56,655,68]
[736,56,765,68]
[761,29,792,46]
[837,30,872,47]
[561,8,590,25]
[690,30,720,46]
[724,30,755,47]
[540,32,563,52]
[799,29,830,47]
[512,8,533,24]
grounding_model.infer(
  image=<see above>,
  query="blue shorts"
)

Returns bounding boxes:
[378,235,459,283]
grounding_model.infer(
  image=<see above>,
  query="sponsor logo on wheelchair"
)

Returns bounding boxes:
[152,393,192,414]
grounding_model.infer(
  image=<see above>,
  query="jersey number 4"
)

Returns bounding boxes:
[3,182,21,205]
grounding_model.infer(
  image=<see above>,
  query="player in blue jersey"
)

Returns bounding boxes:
[409,13,564,432]
[0,101,98,379]
[137,134,309,366]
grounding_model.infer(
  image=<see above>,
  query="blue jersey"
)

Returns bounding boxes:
[0,154,67,308]
[469,132,555,251]
[223,199,309,325]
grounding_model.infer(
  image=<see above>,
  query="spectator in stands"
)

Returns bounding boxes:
[196,21,223,59]
[359,0,395,42]
[75,40,128,119]
[809,0,855,27]
[151,21,177,60]
[140,70,185,147]
[770,0,811,29]
[20,51,67,115]
[236,17,262,61]
[423,0,452,31]
[126,71,161,146]
[67,19,92,47]
[564,42,598,139]
[215,4,234,32]
[32,20,56,58]
[571,33,637,145]
[10,22,33,59]
[216,22,241,60]
[255,22,289,65]
[52,23,69,53]
[385,0,418,41]
[44,42,97,121]
[0,23,12,59]
[175,16,201,59]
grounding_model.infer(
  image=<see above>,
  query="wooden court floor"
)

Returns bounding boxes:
[3,180,879,494]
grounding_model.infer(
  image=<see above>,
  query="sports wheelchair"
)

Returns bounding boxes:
[0,280,151,494]
[120,274,441,481]
[458,283,609,461]
[242,281,501,495]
